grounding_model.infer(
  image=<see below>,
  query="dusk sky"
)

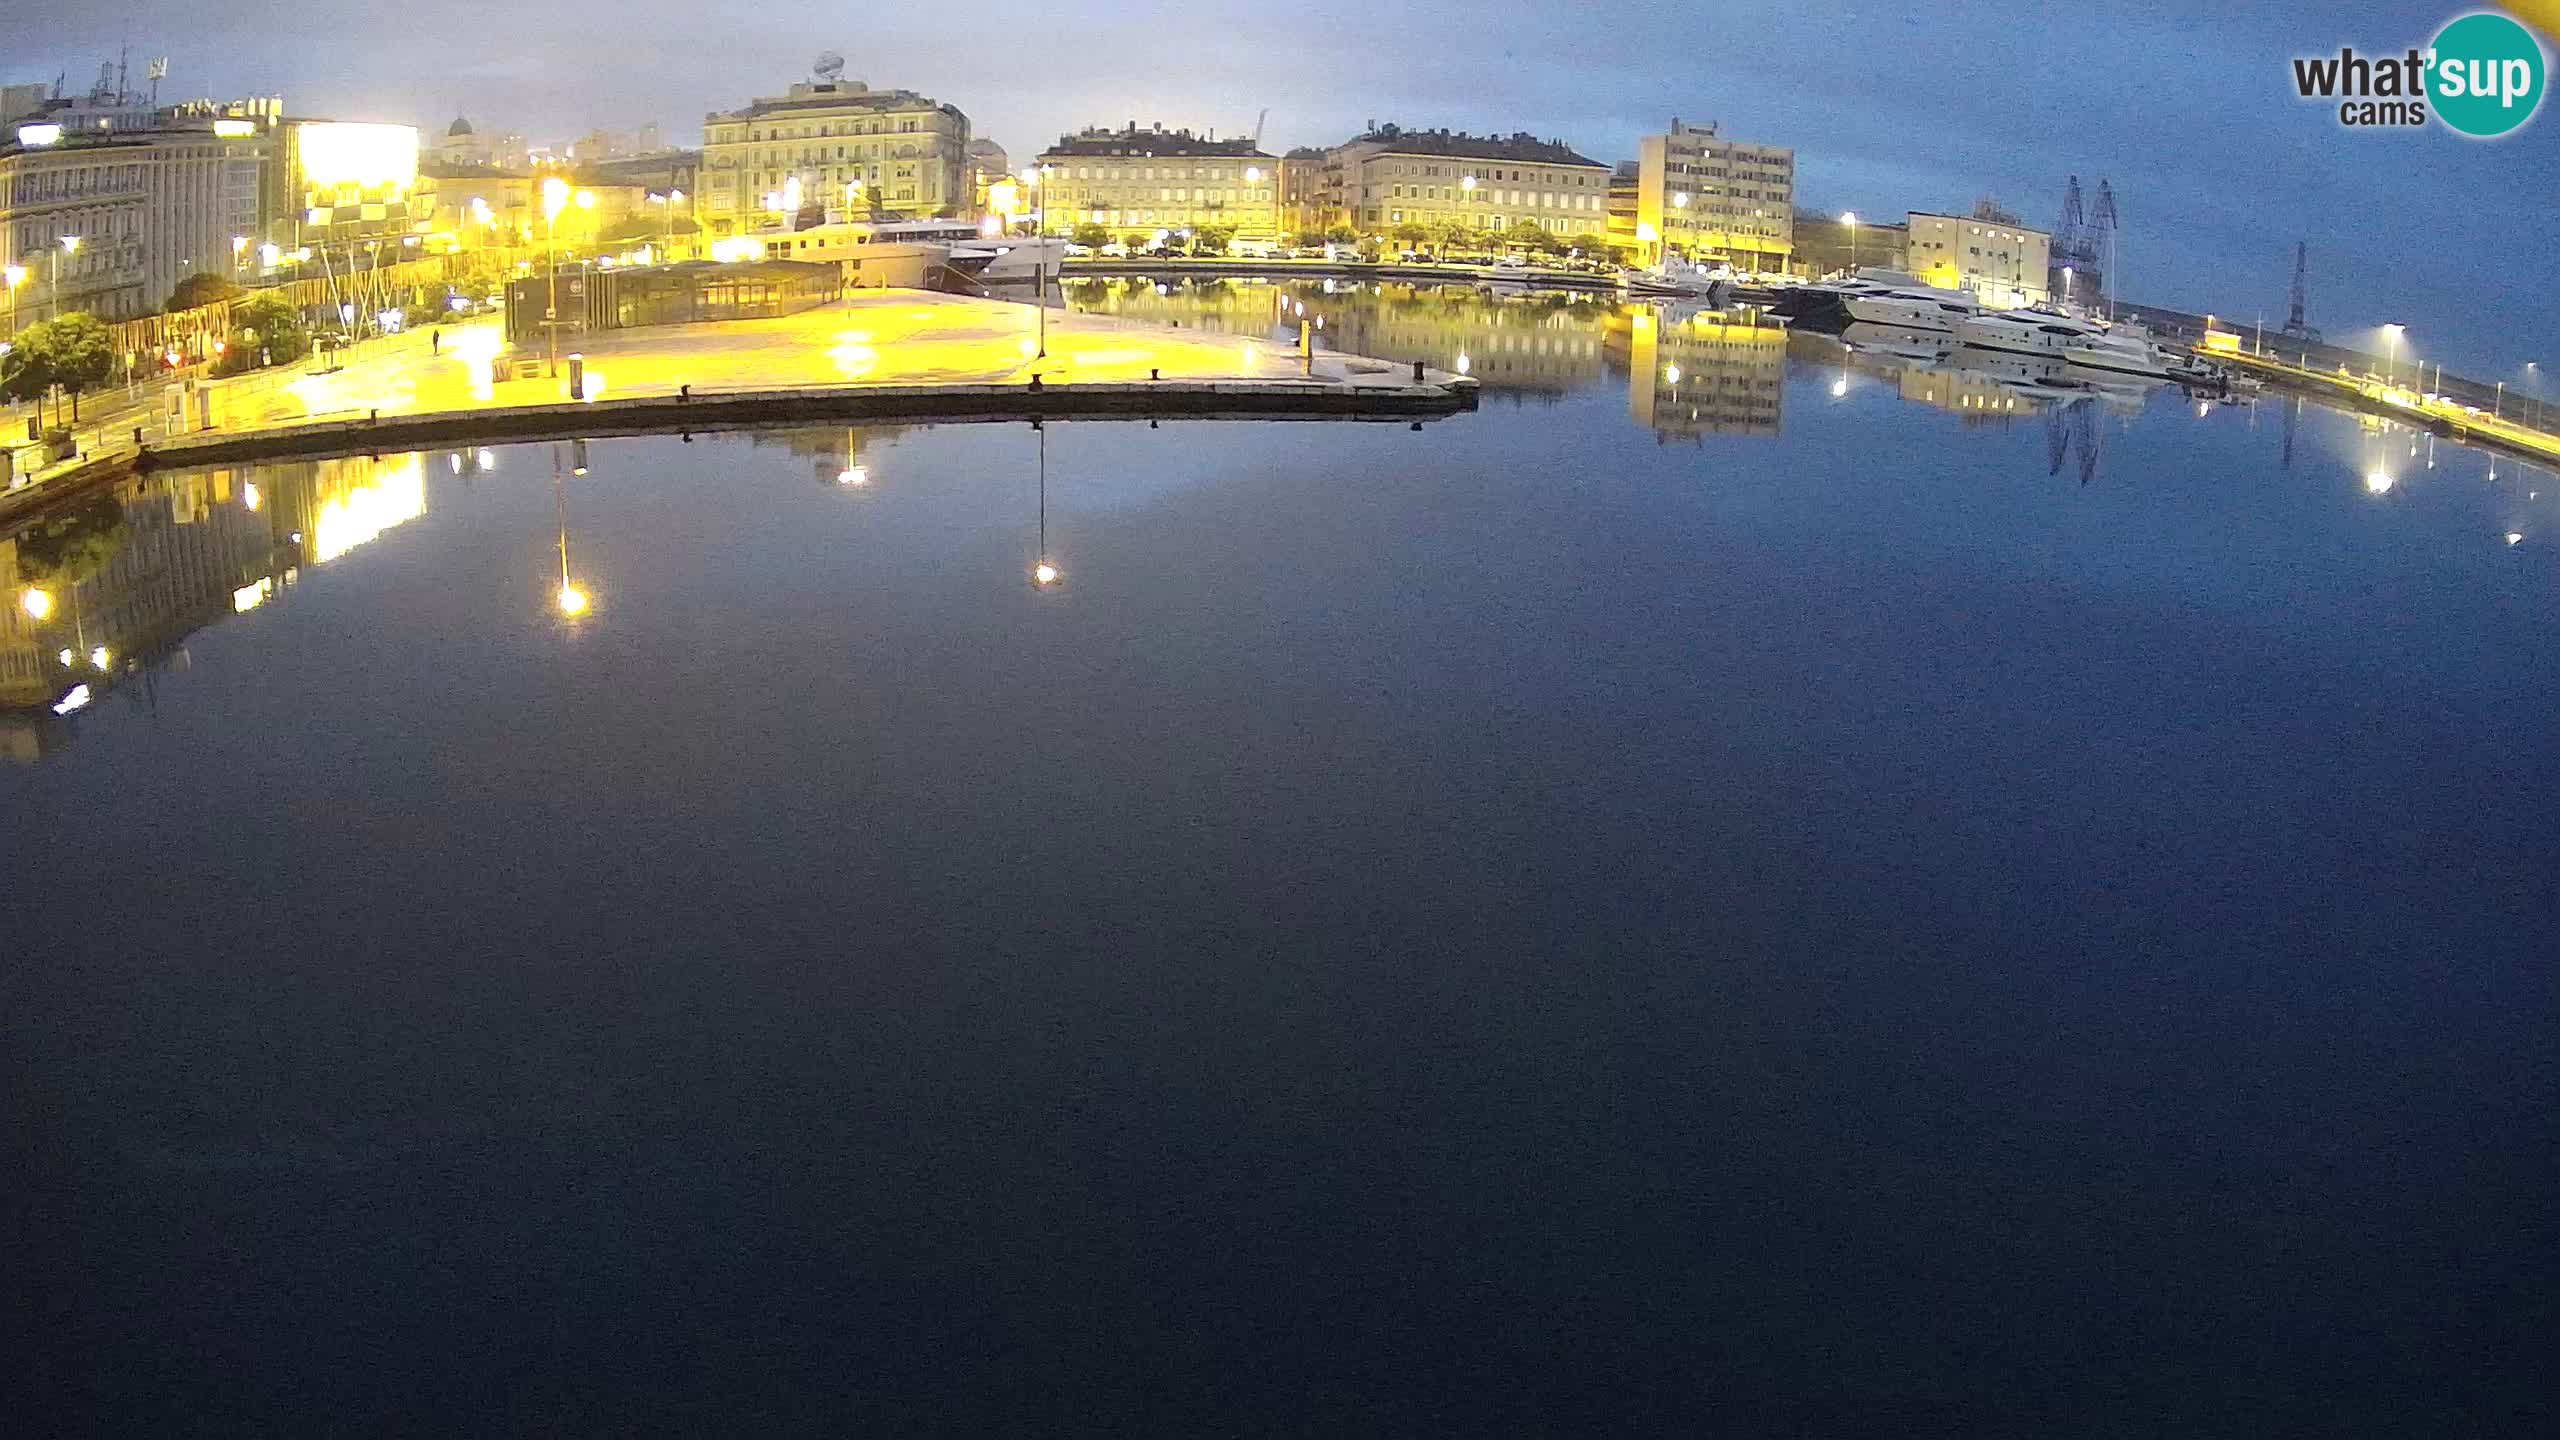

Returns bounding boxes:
[14,1,2556,376]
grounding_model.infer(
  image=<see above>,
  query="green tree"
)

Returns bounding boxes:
[1389,222,1431,254]
[1431,220,1478,260]
[1324,224,1358,246]
[222,293,310,375]
[41,312,113,422]
[166,271,243,314]
[1291,229,1329,250]
[1190,225,1233,256]
[1,322,55,426]
[1070,222,1112,250]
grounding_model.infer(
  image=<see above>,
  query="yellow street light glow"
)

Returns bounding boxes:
[60,234,80,255]
[574,189,596,210]
[3,264,23,288]
[1032,562,1060,586]
[18,123,63,147]
[1841,211,1858,226]
[540,176,570,221]
[1244,166,1263,183]
[213,118,255,138]
[20,587,53,620]
[557,584,589,616]
[1672,192,1689,208]
[1664,364,1681,383]
[243,482,261,511]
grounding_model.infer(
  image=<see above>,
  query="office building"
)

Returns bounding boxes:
[1629,118,1793,270]
[1907,208,2051,306]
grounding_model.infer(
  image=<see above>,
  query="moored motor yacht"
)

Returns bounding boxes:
[2062,320,2176,380]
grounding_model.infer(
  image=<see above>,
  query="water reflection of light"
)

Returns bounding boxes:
[837,466,869,487]
[2508,532,2525,546]
[1032,562,1059,587]
[829,340,879,378]
[557,584,589,616]
[1831,377,1849,398]
[2365,469,2394,495]
[311,455,428,563]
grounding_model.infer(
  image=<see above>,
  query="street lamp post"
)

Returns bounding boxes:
[50,235,81,320]
[540,177,569,377]
[2383,322,2405,390]
[1841,211,1857,275]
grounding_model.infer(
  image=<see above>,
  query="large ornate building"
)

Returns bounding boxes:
[697,73,970,234]
[1032,124,1279,243]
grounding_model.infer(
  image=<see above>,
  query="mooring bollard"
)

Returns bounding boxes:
[679,384,690,401]
[1412,359,1425,383]
[1150,368,1160,381]
[1029,374,1043,392]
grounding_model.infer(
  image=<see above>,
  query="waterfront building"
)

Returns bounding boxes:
[3,102,274,324]
[1307,125,1612,240]
[1907,208,2050,307]
[964,137,1010,215]
[1033,124,1280,243]
[1793,210,1907,277]
[698,74,971,234]
[1628,118,1793,271]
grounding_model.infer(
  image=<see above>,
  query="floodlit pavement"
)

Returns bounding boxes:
[223,289,1400,429]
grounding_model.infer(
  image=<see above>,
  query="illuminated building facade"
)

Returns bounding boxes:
[699,77,971,234]
[1309,126,1611,238]
[1033,125,1280,242]
[1907,210,2051,307]
[1628,118,1793,271]
[3,108,272,322]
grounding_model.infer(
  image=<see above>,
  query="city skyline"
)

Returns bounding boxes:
[9,0,2558,375]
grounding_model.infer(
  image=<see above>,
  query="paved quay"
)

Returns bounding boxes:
[3,289,1470,510]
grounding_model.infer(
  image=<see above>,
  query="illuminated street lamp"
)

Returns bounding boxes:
[1840,211,1858,273]
[2382,322,2405,389]
[50,234,81,320]
[20,586,52,620]
[541,176,570,377]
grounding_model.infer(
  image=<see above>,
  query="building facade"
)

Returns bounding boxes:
[4,115,272,324]
[1629,118,1793,270]
[1307,126,1612,239]
[698,77,970,234]
[1907,209,2051,307]
[1033,125,1279,242]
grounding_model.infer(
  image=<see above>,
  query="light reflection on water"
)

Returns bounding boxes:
[2,284,2557,1429]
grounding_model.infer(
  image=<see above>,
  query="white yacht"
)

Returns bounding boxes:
[1957,309,2100,359]
[2063,320,2176,380]
[1776,269,1979,333]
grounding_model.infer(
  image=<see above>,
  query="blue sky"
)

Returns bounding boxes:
[14,0,2555,377]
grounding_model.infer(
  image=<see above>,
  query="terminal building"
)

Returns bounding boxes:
[502,259,837,344]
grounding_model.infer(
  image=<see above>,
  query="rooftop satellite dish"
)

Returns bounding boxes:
[813,52,846,82]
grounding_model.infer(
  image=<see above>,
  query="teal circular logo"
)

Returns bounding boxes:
[2431,12,2546,136]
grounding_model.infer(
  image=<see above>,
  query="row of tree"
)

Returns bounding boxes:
[1,289,321,431]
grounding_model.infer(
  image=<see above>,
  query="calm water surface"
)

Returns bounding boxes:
[6,282,2555,1434]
